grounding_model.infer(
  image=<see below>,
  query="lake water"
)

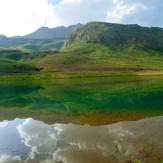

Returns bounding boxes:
[0,76,163,162]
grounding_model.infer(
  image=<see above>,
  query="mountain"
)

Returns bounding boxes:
[23,23,82,39]
[0,22,163,79]
[35,22,163,78]
[0,24,82,51]
[0,35,8,39]
[0,37,65,51]
[63,22,163,51]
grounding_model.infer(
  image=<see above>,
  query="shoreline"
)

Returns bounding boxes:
[0,70,163,81]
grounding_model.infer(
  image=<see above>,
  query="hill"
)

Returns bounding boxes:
[36,22,163,78]
[0,49,30,60]
[0,37,64,51]
[0,24,82,51]
[0,58,39,74]
[0,35,8,39]
[0,49,40,77]
[23,23,82,39]
[37,42,163,78]
[0,22,163,79]
[63,22,163,51]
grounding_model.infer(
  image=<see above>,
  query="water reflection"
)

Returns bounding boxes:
[0,76,163,125]
[0,116,162,163]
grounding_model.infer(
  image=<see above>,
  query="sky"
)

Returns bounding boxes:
[0,0,162,37]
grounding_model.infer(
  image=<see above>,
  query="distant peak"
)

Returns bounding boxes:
[75,23,82,26]
[40,26,49,29]
[22,23,82,39]
[0,34,8,39]
[76,23,82,27]
[37,26,49,31]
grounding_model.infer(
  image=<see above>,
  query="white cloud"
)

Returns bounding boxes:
[14,116,163,163]
[52,0,163,28]
[52,0,113,26]
[17,118,60,161]
[113,0,118,4]
[120,0,163,27]
[0,154,21,163]
[0,0,59,36]
[0,0,162,36]
[40,149,68,163]
[106,1,136,23]
[0,121,8,128]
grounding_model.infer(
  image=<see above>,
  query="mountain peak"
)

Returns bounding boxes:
[0,35,8,39]
[23,23,82,39]
[38,26,50,30]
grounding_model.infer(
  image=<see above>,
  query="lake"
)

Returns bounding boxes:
[0,76,163,162]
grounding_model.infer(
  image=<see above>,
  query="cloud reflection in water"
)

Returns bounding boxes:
[0,116,162,163]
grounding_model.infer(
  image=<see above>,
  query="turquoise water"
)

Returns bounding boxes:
[0,76,163,162]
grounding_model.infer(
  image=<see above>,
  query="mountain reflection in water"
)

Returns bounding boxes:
[0,116,162,163]
[0,76,163,125]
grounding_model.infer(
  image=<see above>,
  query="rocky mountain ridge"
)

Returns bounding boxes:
[63,22,163,51]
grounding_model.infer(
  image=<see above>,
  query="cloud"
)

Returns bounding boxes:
[0,155,21,163]
[120,0,163,27]
[0,0,59,36]
[52,0,163,27]
[52,0,113,26]
[0,0,162,36]
[17,118,61,161]
[0,121,8,128]
[11,116,163,162]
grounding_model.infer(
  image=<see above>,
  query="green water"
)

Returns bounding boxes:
[0,76,163,125]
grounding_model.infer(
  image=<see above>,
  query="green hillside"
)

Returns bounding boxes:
[37,42,163,78]
[0,24,82,51]
[0,49,30,60]
[0,50,40,78]
[0,38,64,51]
[22,50,58,64]
[63,22,163,51]
[0,22,163,79]
[0,58,39,74]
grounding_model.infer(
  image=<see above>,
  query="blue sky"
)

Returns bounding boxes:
[0,0,162,36]
[47,0,62,5]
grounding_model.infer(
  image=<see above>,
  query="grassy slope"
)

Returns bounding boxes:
[0,22,162,79]
[0,50,40,80]
[17,38,64,51]
[0,58,39,74]
[0,49,30,60]
[22,50,58,65]
[0,38,65,51]
[37,42,163,78]
[0,42,162,80]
